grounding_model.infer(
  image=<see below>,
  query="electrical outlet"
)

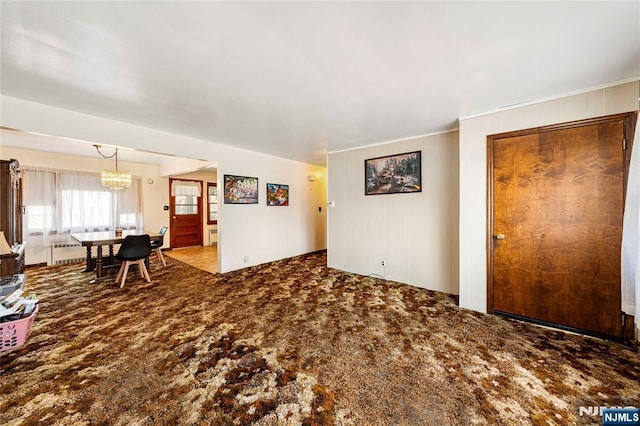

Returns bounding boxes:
[380,260,385,267]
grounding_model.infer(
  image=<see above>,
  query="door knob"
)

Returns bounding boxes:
[495,233,505,240]
[172,216,177,219]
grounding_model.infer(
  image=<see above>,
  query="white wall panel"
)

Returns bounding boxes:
[327,131,460,294]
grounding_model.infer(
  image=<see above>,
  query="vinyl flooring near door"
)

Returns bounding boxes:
[488,113,636,339]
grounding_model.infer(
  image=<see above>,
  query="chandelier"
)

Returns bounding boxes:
[93,144,131,190]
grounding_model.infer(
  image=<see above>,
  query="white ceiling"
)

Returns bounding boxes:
[0,128,180,166]
[1,1,639,166]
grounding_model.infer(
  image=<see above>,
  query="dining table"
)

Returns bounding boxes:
[71,230,163,282]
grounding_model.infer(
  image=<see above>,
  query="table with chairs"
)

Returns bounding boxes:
[71,227,168,286]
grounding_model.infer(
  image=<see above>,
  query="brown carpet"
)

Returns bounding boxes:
[1,251,638,425]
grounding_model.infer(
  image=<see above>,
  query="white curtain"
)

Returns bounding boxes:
[22,167,143,249]
[171,180,201,197]
[622,115,640,334]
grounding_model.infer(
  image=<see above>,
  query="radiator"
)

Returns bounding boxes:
[208,227,218,246]
[50,238,85,266]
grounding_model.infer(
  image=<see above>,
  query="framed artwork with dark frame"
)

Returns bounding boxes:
[223,175,259,204]
[365,151,421,195]
[266,183,289,206]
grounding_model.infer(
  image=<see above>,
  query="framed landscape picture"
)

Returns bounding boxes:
[266,183,289,206]
[365,151,421,195]
[223,175,259,204]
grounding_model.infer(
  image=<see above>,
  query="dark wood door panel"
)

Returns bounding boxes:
[173,221,200,246]
[169,178,203,249]
[175,234,201,247]
[490,114,631,338]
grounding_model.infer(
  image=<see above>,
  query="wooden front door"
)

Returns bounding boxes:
[488,112,636,339]
[169,178,203,248]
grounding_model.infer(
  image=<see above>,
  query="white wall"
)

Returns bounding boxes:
[0,96,327,273]
[159,157,212,177]
[327,131,459,294]
[458,80,640,313]
[219,163,327,272]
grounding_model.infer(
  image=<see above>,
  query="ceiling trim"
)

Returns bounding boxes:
[327,128,459,156]
[459,76,640,122]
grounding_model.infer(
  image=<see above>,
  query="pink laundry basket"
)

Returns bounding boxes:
[0,305,39,352]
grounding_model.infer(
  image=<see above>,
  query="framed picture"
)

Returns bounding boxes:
[224,175,259,204]
[365,151,421,195]
[266,183,289,206]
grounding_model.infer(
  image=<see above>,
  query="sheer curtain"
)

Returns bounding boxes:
[622,116,640,337]
[22,167,143,255]
[171,180,201,197]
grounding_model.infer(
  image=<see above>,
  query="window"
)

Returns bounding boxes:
[22,167,143,235]
[25,205,53,231]
[170,179,202,216]
[174,195,199,215]
[60,189,112,229]
[207,183,218,224]
[119,213,136,227]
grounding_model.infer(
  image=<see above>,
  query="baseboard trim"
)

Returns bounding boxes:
[494,311,623,343]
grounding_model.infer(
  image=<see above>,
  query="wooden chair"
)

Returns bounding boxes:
[115,234,151,288]
[150,226,168,266]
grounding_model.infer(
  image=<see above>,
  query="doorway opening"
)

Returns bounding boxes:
[166,168,219,274]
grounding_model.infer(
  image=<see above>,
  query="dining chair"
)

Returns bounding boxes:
[115,234,151,288]
[150,226,168,266]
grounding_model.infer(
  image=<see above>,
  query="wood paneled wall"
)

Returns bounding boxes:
[327,130,460,294]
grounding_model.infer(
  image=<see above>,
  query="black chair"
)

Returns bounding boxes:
[150,226,168,266]
[115,234,151,288]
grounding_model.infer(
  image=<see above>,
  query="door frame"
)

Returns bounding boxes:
[486,111,637,316]
[169,177,204,249]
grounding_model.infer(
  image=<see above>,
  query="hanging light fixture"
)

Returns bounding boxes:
[93,144,131,190]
